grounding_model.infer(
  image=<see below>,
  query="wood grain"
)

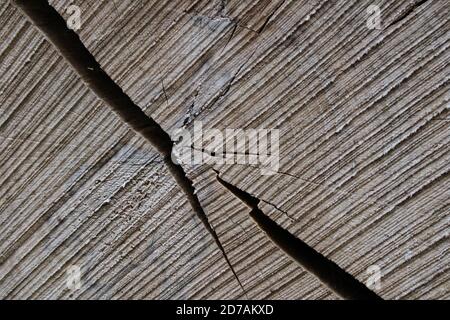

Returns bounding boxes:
[0,0,448,299]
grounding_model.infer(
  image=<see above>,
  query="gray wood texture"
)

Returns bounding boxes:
[0,0,448,299]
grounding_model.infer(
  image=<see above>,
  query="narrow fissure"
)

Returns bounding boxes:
[11,0,246,296]
[215,172,382,300]
[257,0,286,34]
[389,0,429,27]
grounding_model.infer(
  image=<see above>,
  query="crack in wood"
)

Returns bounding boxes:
[389,0,430,27]
[257,0,286,34]
[215,171,383,300]
[11,0,246,296]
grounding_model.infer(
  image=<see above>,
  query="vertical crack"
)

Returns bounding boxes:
[215,171,382,300]
[11,0,246,296]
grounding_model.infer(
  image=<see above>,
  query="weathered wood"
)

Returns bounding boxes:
[0,0,448,299]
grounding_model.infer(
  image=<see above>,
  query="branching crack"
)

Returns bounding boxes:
[180,5,268,128]
[217,0,228,19]
[12,0,246,296]
[215,171,382,300]
[216,161,390,212]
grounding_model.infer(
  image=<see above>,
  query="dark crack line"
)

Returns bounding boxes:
[389,0,429,27]
[260,199,296,223]
[193,147,387,216]
[183,77,203,126]
[196,145,296,221]
[180,17,261,128]
[11,0,246,297]
[257,0,286,34]
[217,0,227,19]
[163,159,248,298]
[161,79,169,108]
[214,172,383,300]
